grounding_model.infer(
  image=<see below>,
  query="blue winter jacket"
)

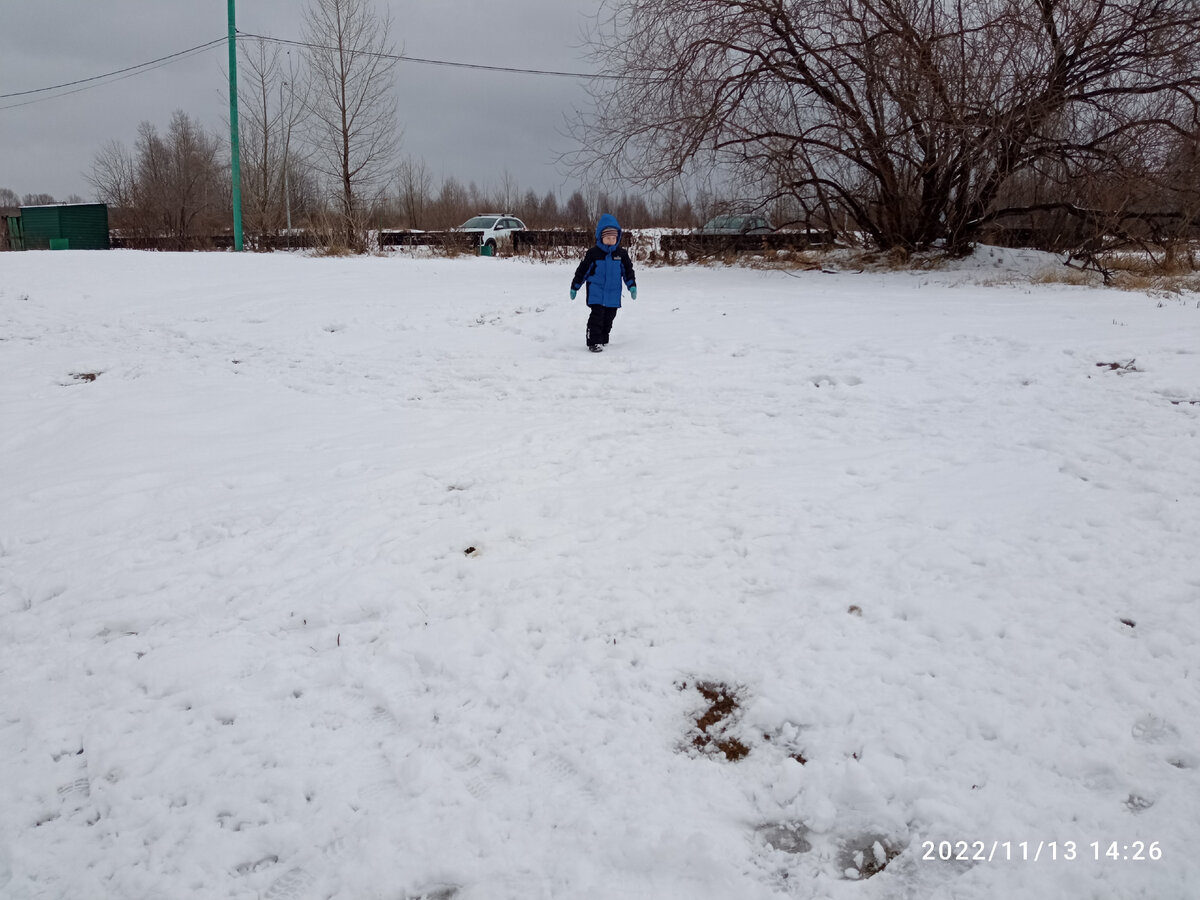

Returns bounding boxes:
[570,213,637,308]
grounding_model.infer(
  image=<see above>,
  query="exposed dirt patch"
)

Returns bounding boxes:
[683,680,751,761]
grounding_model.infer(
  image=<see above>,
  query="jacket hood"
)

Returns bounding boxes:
[594,213,622,248]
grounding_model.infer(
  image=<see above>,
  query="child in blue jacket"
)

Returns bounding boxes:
[570,213,637,352]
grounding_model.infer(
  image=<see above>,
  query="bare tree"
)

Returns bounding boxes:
[579,0,1200,254]
[87,141,138,227]
[426,176,472,228]
[238,38,309,237]
[302,0,401,250]
[521,188,541,223]
[496,169,519,212]
[396,155,432,228]
[540,190,560,226]
[653,179,692,229]
[87,114,223,243]
[131,111,226,246]
[564,190,590,226]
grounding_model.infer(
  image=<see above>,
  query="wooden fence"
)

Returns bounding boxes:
[378,231,480,251]
[378,230,593,253]
[659,231,836,257]
[109,232,322,251]
[83,227,839,255]
[512,230,592,251]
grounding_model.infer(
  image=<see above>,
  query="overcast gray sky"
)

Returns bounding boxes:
[1,1,606,202]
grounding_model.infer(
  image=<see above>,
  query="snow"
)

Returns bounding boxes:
[1,246,1198,900]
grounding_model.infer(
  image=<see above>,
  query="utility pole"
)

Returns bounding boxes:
[280,79,293,232]
[228,0,244,251]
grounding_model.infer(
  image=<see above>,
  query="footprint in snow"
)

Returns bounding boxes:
[262,866,316,900]
[406,885,460,900]
[54,746,97,822]
[810,374,863,387]
[260,833,352,899]
[1131,715,1178,744]
[532,751,601,805]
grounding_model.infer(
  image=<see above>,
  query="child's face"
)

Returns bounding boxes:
[601,231,618,246]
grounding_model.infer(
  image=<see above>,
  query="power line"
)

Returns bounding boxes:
[236,31,619,81]
[0,38,228,102]
[1,31,619,114]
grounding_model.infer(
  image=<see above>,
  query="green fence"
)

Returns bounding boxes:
[18,204,110,250]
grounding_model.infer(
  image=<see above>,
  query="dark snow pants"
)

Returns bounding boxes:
[586,304,618,346]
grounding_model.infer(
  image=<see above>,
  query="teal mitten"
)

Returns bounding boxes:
[629,286,638,300]
[570,289,577,299]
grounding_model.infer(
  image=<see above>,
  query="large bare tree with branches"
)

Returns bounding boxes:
[579,0,1200,254]
[395,155,433,229]
[87,141,137,218]
[89,111,225,246]
[302,0,400,250]
[136,112,227,247]
[238,38,309,237]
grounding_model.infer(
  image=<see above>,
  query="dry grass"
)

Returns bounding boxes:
[1030,266,1097,286]
[1030,251,1200,293]
[734,249,826,270]
[1100,250,1200,292]
[800,246,951,271]
[1104,249,1198,277]
[735,246,955,274]
[1111,271,1200,294]
[312,243,357,258]
[669,241,1200,293]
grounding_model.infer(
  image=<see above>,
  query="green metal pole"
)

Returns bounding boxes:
[228,0,244,251]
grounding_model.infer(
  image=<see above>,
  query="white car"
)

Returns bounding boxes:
[455,214,527,253]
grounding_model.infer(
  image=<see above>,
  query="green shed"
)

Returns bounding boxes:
[19,203,110,250]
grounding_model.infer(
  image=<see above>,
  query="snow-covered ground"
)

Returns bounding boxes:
[1,247,1197,900]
